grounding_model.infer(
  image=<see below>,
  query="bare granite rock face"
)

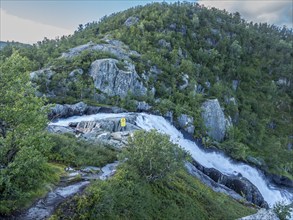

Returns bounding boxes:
[177,114,195,135]
[89,58,147,98]
[238,208,279,220]
[30,68,55,81]
[61,39,140,60]
[201,99,230,142]
[48,102,126,120]
[124,16,139,27]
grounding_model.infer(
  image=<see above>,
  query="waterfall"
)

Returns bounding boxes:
[51,112,293,208]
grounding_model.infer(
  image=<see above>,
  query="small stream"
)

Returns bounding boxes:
[14,162,118,220]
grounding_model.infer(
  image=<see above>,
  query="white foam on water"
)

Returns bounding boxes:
[51,112,293,208]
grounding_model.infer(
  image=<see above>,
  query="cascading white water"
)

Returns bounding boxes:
[51,112,293,208]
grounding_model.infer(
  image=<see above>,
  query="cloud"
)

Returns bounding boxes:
[198,0,293,28]
[0,9,73,44]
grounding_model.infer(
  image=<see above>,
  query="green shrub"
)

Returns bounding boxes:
[273,201,292,220]
[48,133,117,167]
[121,130,184,182]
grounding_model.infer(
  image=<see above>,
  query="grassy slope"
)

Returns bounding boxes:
[50,168,256,220]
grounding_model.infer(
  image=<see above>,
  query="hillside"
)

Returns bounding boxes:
[4,2,290,178]
[0,41,31,50]
[0,2,292,218]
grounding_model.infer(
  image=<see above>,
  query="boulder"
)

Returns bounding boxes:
[177,114,195,135]
[232,80,239,91]
[201,99,228,142]
[164,111,173,123]
[238,208,279,220]
[136,101,152,112]
[158,39,171,50]
[89,58,147,98]
[179,74,189,90]
[149,65,162,75]
[30,68,54,81]
[124,16,139,27]
[276,77,290,87]
[268,174,293,188]
[69,68,83,78]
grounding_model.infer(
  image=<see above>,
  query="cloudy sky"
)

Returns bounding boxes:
[1,0,292,44]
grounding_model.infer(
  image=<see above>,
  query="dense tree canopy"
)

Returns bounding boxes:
[0,52,54,214]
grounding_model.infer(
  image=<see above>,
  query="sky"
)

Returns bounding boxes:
[0,0,292,44]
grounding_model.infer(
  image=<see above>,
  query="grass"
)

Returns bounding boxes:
[50,168,256,220]
[0,163,65,216]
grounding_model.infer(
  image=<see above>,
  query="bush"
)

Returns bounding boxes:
[121,130,184,182]
[48,133,117,167]
[273,201,292,220]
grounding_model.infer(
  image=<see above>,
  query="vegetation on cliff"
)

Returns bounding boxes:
[0,1,292,218]
[1,2,291,178]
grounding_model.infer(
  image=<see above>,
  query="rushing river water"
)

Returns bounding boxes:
[51,112,293,209]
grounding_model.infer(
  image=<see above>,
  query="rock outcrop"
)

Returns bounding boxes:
[177,114,195,135]
[185,162,246,203]
[191,159,268,208]
[48,114,140,149]
[30,68,55,81]
[238,208,279,220]
[268,173,293,188]
[179,74,189,90]
[201,99,230,142]
[124,16,139,27]
[158,39,171,50]
[48,102,126,120]
[89,58,147,98]
[61,39,140,60]
[136,101,152,112]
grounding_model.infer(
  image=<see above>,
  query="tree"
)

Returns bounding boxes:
[0,52,51,164]
[122,130,184,182]
[0,52,53,214]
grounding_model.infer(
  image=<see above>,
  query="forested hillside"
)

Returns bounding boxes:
[0,2,292,218]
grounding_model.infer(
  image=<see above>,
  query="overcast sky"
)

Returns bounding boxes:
[0,0,292,44]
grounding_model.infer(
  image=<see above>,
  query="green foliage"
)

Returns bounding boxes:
[51,129,255,219]
[1,0,292,180]
[273,201,292,220]
[121,130,184,182]
[0,52,57,214]
[52,168,255,220]
[48,133,117,167]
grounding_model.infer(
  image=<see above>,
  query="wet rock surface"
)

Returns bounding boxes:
[190,159,268,208]
[13,162,118,220]
[238,208,279,220]
[177,114,195,135]
[47,114,139,149]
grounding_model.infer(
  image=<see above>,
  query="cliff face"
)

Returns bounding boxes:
[89,58,147,98]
